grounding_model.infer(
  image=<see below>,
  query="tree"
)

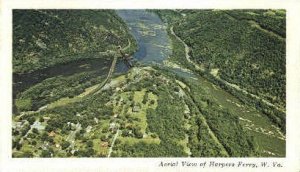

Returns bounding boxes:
[100,135,107,142]
[15,142,22,150]
[28,117,35,125]
[86,148,95,157]
[80,129,85,134]
[15,98,32,112]
[45,125,54,132]
[102,127,108,133]
[41,132,48,141]
[23,151,33,157]
[120,122,125,129]
[150,100,155,105]
[12,129,19,135]
[47,137,54,144]
[128,94,134,101]
[135,131,143,139]
[142,92,148,104]
[62,141,70,150]
[151,133,158,138]
[87,140,93,148]
[21,129,27,136]
[32,128,39,134]
[75,132,81,140]
[115,139,121,145]
[41,150,51,157]
[39,117,44,123]
[122,130,130,137]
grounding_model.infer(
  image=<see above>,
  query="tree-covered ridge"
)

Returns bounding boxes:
[224,10,286,38]
[173,10,285,109]
[13,10,136,73]
[156,9,285,156]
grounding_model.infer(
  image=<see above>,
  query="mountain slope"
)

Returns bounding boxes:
[13,10,136,73]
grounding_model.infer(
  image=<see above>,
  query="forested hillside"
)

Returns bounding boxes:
[173,10,285,109]
[156,10,286,132]
[13,10,136,73]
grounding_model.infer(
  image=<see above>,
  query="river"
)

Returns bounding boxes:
[117,10,172,64]
[13,57,112,98]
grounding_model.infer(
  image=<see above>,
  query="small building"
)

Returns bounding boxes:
[184,105,190,115]
[70,123,81,130]
[109,122,119,132]
[71,149,77,155]
[132,105,140,112]
[13,122,22,129]
[94,118,99,124]
[48,131,56,137]
[86,126,92,133]
[31,121,46,130]
[43,117,51,121]
[109,123,116,130]
[101,142,109,147]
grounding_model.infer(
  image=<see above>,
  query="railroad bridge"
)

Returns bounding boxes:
[118,46,133,68]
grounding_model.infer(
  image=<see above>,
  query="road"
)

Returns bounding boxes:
[107,129,120,158]
[170,26,285,113]
[170,26,203,71]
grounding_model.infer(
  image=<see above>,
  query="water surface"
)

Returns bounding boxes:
[117,10,171,64]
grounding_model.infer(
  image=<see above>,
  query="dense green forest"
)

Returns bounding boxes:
[15,71,105,112]
[174,10,285,108]
[157,9,286,133]
[13,10,136,73]
[224,10,286,38]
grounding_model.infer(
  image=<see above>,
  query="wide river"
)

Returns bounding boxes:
[116,10,194,79]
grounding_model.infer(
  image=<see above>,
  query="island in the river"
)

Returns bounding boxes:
[12,9,286,157]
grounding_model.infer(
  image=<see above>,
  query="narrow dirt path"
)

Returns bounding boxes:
[107,129,120,158]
